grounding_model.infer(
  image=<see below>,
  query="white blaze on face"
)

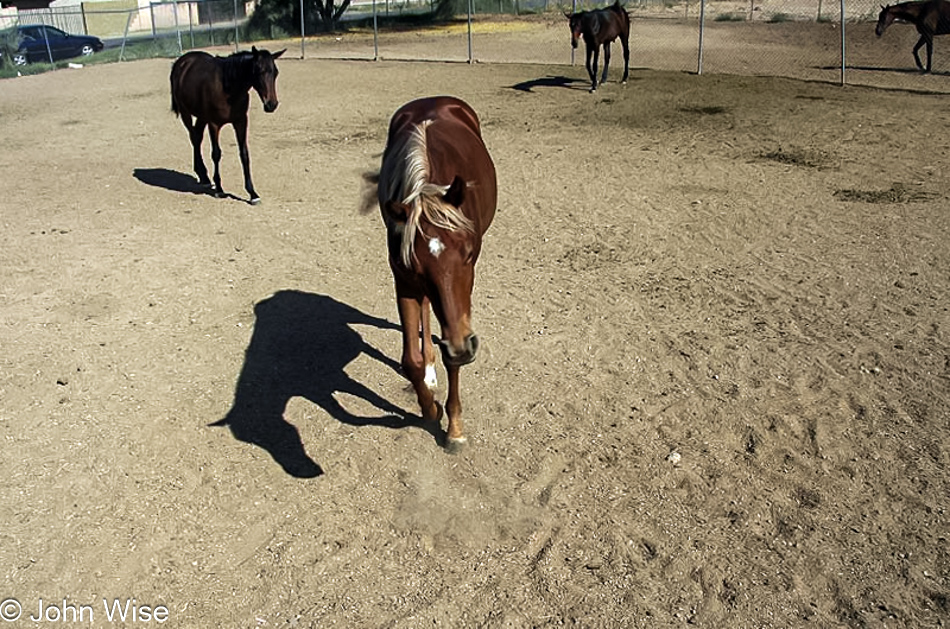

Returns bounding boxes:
[428,237,445,257]
[424,364,438,389]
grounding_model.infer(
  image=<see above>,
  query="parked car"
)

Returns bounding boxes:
[6,25,104,66]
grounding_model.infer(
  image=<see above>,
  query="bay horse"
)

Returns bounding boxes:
[170,46,285,204]
[566,0,630,92]
[876,0,950,73]
[371,96,497,451]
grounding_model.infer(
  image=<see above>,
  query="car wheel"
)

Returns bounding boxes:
[13,52,27,66]
[81,45,95,56]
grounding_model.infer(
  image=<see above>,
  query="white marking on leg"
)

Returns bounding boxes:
[424,363,438,389]
[428,237,444,257]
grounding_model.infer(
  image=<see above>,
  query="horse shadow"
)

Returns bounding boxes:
[509,75,581,92]
[132,167,243,201]
[212,290,438,478]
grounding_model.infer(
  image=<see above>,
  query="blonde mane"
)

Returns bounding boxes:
[380,120,474,266]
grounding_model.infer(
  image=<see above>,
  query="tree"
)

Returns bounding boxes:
[311,0,353,30]
[250,0,354,34]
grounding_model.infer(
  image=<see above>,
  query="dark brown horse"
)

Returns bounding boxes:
[170,46,285,204]
[371,96,497,451]
[876,0,950,72]
[566,0,630,92]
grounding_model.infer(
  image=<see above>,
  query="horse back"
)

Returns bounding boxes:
[170,51,237,124]
[587,3,629,43]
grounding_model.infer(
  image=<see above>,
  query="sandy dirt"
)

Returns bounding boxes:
[1,16,949,629]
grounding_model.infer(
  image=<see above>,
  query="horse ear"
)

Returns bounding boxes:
[384,200,409,221]
[252,45,258,53]
[443,176,466,209]
[273,49,286,59]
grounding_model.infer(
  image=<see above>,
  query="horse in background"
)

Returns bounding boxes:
[367,96,497,451]
[876,0,950,73]
[566,0,630,92]
[170,46,285,204]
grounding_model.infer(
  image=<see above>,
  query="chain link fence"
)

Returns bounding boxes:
[1,0,946,92]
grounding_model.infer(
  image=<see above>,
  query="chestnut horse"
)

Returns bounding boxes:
[373,96,497,451]
[876,0,950,73]
[566,0,630,92]
[170,46,285,204]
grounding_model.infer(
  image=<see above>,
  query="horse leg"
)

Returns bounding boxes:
[207,123,225,198]
[913,35,930,71]
[621,37,630,84]
[585,46,597,92]
[421,297,438,390]
[601,42,612,85]
[444,363,466,452]
[398,296,442,426]
[926,35,934,73]
[233,116,260,205]
[587,46,599,92]
[183,117,211,187]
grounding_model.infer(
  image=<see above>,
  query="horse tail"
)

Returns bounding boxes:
[359,169,380,215]
[170,60,181,118]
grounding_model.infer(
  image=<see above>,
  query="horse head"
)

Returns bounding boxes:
[566,12,584,49]
[385,175,480,366]
[250,46,285,113]
[876,5,895,36]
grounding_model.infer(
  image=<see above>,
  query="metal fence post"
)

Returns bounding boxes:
[839,0,846,85]
[119,9,134,61]
[373,0,379,60]
[234,0,239,51]
[467,0,473,63]
[697,0,705,74]
[300,0,305,58]
[174,0,182,54]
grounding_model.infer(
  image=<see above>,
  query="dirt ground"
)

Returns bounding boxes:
[1,15,949,629]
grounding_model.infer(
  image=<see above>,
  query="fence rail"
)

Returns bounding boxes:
[1,0,946,93]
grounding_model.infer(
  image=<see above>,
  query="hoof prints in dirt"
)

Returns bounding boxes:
[833,183,938,204]
[759,146,835,169]
[678,105,729,116]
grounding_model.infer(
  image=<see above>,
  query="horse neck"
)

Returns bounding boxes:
[220,54,254,95]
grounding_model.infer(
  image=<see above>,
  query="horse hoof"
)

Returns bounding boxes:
[445,436,468,454]
[249,196,261,206]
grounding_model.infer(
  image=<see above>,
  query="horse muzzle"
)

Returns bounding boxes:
[571,38,579,49]
[439,334,479,367]
[263,100,279,113]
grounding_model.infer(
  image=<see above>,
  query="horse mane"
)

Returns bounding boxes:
[380,120,474,266]
[218,51,254,95]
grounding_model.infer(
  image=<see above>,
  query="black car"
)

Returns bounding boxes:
[8,25,104,66]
